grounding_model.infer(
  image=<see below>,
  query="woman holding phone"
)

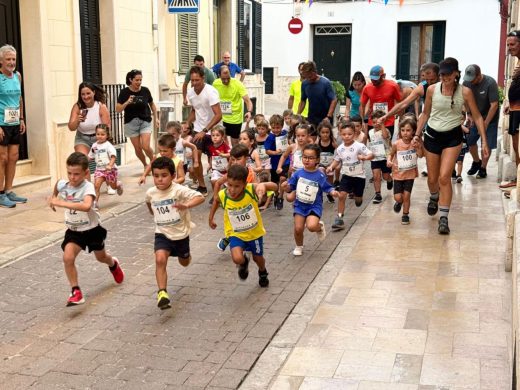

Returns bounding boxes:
[116,69,158,169]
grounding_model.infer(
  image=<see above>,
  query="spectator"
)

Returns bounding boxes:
[212,51,245,81]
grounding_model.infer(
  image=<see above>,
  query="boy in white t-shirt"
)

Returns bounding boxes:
[48,152,124,307]
[145,157,205,310]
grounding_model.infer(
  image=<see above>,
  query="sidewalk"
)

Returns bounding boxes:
[242,156,512,390]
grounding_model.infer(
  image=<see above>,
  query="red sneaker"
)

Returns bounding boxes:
[110,258,124,284]
[66,288,85,306]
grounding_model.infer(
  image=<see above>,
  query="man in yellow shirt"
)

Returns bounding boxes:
[288,62,309,118]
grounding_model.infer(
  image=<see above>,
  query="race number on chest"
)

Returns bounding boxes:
[152,199,181,226]
[396,149,417,171]
[296,177,319,204]
[212,156,228,171]
[4,107,19,123]
[220,101,232,115]
[341,160,364,176]
[228,204,258,233]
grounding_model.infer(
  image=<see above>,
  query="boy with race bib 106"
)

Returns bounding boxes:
[327,121,373,231]
[283,144,338,256]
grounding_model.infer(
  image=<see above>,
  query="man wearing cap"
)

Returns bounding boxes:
[359,65,402,136]
[182,54,215,106]
[297,61,337,129]
[462,64,499,179]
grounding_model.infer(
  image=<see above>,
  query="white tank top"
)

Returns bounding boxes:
[427,82,464,132]
[78,101,102,135]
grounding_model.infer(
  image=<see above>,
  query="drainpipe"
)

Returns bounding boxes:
[499,0,509,87]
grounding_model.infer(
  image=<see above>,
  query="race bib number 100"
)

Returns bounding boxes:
[396,149,417,171]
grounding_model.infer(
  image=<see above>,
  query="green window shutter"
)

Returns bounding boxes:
[178,14,198,73]
[79,0,102,84]
[431,21,446,64]
[252,1,262,74]
[237,0,245,70]
[396,23,411,81]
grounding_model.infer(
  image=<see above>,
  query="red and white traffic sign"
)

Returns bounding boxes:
[288,18,303,34]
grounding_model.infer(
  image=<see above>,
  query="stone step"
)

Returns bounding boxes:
[12,174,52,195]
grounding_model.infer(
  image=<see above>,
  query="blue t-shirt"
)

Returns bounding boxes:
[288,169,334,217]
[212,62,242,78]
[265,130,290,168]
[301,76,336,126]
[347,89,361,118]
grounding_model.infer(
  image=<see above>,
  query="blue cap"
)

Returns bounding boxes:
[369,65,384,80]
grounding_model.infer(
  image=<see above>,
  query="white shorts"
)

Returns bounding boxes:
[211,170,226,181]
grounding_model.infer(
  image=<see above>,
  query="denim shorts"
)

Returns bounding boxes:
[74,131,97,148]
[124,117,152,138]
[466,123,498,150]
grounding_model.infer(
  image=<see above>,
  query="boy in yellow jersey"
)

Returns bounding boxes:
[139,134,186,185]
[208,165,277,287]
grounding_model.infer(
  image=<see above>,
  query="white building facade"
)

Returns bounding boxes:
[263,0,501,102]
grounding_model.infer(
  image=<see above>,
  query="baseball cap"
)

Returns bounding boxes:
[463,64,481,82]
[439,61,458,75]
[369,65,384,80]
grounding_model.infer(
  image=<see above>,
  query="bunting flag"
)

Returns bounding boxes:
[305,0,313,7]
[400,0,404,5]
[384,0,389,4]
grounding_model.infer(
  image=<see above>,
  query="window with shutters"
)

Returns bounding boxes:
[396,21,445,83]
[178,14,198,74]
[237,0,262,74]
[79,0,102,84]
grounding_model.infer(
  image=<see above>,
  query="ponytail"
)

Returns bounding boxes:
[451,73,461,110]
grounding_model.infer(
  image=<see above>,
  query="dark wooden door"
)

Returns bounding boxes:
[0,0,27,159]
[313,25,351,91]
[263,67,273,94]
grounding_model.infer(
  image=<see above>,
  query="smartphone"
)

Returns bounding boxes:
[80,109,88,117]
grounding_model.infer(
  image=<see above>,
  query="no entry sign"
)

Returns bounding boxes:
[288,18,303,34]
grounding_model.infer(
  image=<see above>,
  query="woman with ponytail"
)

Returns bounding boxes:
[415,57,488,235]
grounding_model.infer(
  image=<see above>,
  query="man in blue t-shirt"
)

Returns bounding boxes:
[297,61,337,129]
[212,51,245,81]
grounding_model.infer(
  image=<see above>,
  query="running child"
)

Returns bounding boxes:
[257,171,275,210]
[386,117,424,224]
[139,134,186,185]
[455,117,470,183]
[181,121,197,186]
[208,125,231,198]
[282,144,339,256]
[326,121,374,230]
[282,109,292,131]
[245,113,265,132]
[265,114,290,210]
[88,124,123,207]
[255,119,272,178]
[48,152,124,306]
[350,114,367,144]
[277,123,312,176]
[145,157,205,309]
[239,129,263,173]
[367,110,393,204]
[165,121,198,181]
[316,120,337,203]
[209,164,276,287]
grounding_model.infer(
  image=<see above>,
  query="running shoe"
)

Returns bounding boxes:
[217,237,229,252]
[421,170,428,177]
[438,216,450,235]
[238,254,250,280]
[326,194,335,203]
[451,170,457,179]
[110,258,124,284]
[476,168,487,179]
[427,197,438,216]
[188,182,199,189]
[107,187,117,195]
[369,177,374,183]
[116,182,123,196]
[456,175,463,183]
[292,246,303,256]
[317,221,327,242]
[258,269,269,287]
[401,215,410,225]
[6,191,27,203]
[347,192,354,199]
[66,288,85,307]
[386,180,393,191]
[0,193,16,208]
[275,197,284,210]
[467,160,481,175]
[331,217,345,231]
[393,202,402,213]
[373,193,383,204]
[197,186,208,197]
[157,290,171,310]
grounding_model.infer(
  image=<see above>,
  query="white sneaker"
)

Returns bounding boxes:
[292,246,303,256]
[116,181,123,196]
[317,221,327,242]
[107,186,117,195]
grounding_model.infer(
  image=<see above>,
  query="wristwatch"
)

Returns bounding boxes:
[203,127,208,133]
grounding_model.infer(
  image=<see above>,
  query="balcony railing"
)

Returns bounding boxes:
[102,84,126,145]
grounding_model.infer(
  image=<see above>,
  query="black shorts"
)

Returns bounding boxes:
[423,125,463,155]
[271,165,289,184]
[194,133,212,156]
[370,159,392,174]
[61,225,107,253]
[0,124,21,146]
[509,111,520,136]
[339,175,366,197]
[393,179,415,194]
[223,122,243,139]
[154,234,190,258]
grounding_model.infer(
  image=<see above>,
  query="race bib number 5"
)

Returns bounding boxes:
[152,199,181,226]
[228,204,258,232]
[296,177,319,204]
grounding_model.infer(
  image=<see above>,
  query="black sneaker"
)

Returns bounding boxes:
[238,255,250,280]
[197,186,208,197]
[467,160,481,175]
[476,168,487,179]
[373,193,382,204]
[326,194,335,203]
[333,180,340,188]
[331,216,345,230]
[387,180,393,190]
[451,170,457,179]
[276,197,284,210]
[348,192,354,199]
[401,215,410,225]
[258,269,269,287]
[456,175,463,183]
[438,216,450,235]
[427,197,438,216]
[393,202,402,213]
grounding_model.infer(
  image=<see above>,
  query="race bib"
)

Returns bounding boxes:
[220,101,232,115]
[275,135,288,152]
[152,199,181,226]
[257,146,269,161]
[293,150,304,170]
[96,149,111,169]
[369,140,386,160]
[396,149,417,171]
[65,209,90,229]
[341,161,364,176]
[4,107,19,124]
[176,149,185,162]
[228,204,258,232]
[212,155,228,171]
[320,152,334,167]
[373,102,388,114]
[296,177,319,204]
